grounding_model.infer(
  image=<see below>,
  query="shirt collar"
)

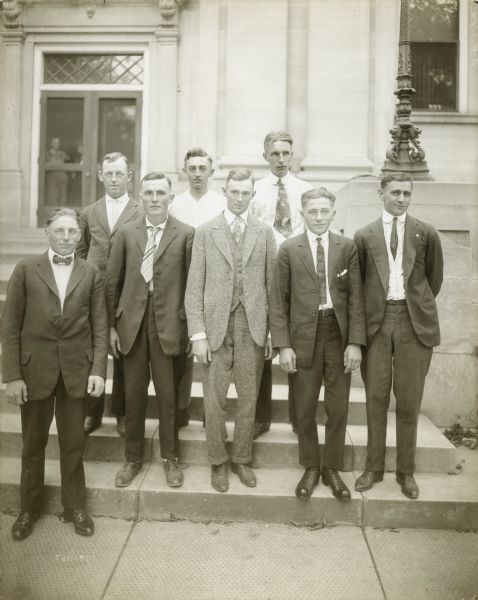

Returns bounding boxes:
[270,171,291,185]
[382,209,407,224]
[306,227,329,245]
[106,192,129,204]
[48,248,75,263]
[223,208,248,226]
[145,216,167,230]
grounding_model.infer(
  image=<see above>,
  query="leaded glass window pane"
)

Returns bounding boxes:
[44,54,144,85]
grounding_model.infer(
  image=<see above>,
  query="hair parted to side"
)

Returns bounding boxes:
[263,130,293,153]
[225,168,255,187]
[301,187,336,209]
[100,152,130,170]
[184,147,213,167]
[380,172,413,190]
[46,207,80,227]
[140,171,172,189]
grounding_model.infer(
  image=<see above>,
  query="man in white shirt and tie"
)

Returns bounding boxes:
[250,131,313,439]
[185,169,276,493]
[2,208,108,539]
[269,189,365,501]
[170,148,226,427]
[105,172,194,489]
[354,173,443,499]
[77,152,142,436]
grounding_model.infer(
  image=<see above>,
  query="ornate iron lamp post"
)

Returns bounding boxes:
[381,0,432,180]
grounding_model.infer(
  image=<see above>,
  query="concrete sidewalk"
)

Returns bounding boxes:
[1,512,477,600]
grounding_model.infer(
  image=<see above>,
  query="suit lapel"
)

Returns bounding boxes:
[402,215,421,283]
[135,220,148,256]
[65,257,86,299]
[296,232,318,287]
[327,232,343,287]
[154,217,177,263]
[95,197,111,236]
[242,216,260,265]
[212,215,234,269]
[367,218,389,293]
[111,196,139,235]
[34,252,59,298]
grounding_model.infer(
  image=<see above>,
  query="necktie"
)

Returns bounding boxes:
[316,237,327,305]
[53,254,72,265]
[390,217,398,260]
[274,179,292,237]
[141,226,159,283]
[232,217,244,245]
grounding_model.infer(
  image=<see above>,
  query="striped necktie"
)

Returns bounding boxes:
[141,226,160,283]
[274,178,293,237]
[316,236,327,305]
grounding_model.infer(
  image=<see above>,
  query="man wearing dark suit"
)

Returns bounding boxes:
[77,151,142,436]
[185,169,276,492]
[269,188,366,500]
[2,208,108,540]
[106,172,194,489]
[354,173,443,499]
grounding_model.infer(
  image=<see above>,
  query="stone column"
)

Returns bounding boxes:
[0,1,25,227]
[286,0,309,172]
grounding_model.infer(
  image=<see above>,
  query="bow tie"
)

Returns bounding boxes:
[53,254,73,265]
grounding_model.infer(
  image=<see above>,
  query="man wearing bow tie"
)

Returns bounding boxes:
[250,131,313,439]
[2,208,108,540]
[106,172,194,489]
[354,173,443,499]
[269,188,365,501]
[185,169,276,492]
[77,152,143,436]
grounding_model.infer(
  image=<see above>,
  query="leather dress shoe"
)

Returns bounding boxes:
[396,472,419,499]
[354,470,384,492]
[115,461,142,487]
[253,422,270,440]
[322,467,351,501]
[84,415,102,435]
[295,467,320,501]
[63,508,94,536]
[211,462,229,492]
[163,459,184,487]
[12,511,36,540]
[231,463,257,487]
[116,416,126,438]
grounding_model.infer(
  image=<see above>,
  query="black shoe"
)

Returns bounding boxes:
[84,415,102,435]
[115,461,142,487]
[211,463,229,492]
[63,508,94,536]
[354,470,384,492]
[12,511,36,540]
[231,463,257,487]
[163,459,184,487]
[177,408,190,428]
[396,472,419,499]
[295,467,320,501]
[116,416,126,438]
[253,421,270,440]
[322,467,351,501]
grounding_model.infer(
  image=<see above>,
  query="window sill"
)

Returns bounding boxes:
[412,112,478,125]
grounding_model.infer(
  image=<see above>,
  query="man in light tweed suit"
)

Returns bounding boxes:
[185,169,277,492]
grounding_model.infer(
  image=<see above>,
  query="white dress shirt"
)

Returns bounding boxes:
[305,228,334,309]
[106,192,129,231]
[251,171,313,248]
[48,248,74,311]
[382,209,406,300]
[170,189,226,228]
[145,216,166,291]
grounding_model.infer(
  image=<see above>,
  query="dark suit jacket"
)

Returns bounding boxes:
[353,214,443,348]
[77,195,143,271]
[269,231,366,368]
[185,213,277,351]
[105,215,195,356]
[1,253,108,400]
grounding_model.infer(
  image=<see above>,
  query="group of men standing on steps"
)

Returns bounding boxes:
[2,130,443,542]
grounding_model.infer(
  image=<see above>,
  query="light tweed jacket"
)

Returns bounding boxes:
[185,212,277,351]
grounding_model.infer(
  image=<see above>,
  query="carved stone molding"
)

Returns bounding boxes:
[1,0,22,29]
[158,0,186,28]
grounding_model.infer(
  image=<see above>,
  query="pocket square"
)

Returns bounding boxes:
[337,269,348,278]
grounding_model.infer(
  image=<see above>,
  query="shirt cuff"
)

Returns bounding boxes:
[191,332,207,341]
